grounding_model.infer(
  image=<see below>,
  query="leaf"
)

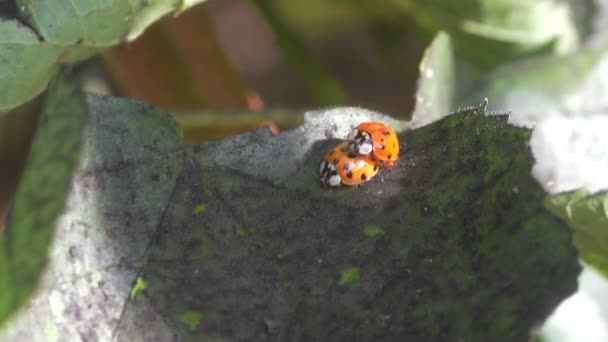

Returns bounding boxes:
[394,0,584,68]
[0,74,88,325]
[0,0,208,112]
[0,98,579,341]
[412,31,455,127]
[0,20,65,113]
[545,190,608,277]
[460,42,608,123]
[1,83,185,337]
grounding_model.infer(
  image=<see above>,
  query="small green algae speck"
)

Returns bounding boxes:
[338,267,361,285]
[235,224,247,237]
[45,322,59,342]
[363,225,384,237]
[130,276,147,298]
[180,310,204,331]
[193,203,207,215]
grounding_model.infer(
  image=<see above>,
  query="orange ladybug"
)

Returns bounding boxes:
[347,122,400,168]
[320,142,380,186]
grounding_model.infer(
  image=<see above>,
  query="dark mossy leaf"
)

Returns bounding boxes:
[545,190,608,277]
[0,96,579,341]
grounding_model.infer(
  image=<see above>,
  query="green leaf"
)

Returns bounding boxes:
[396,0,582,68]
[1,76,185,334]
[18,0,129,44]
[0,20,63,113]
[460,42,608,121]
[0,0,209,112]
[412,31,455,127]
[545,190,608,277]
[0,74,88,325]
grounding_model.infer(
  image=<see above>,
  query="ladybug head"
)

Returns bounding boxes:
[347,129,374,155]
[320,161,342,186]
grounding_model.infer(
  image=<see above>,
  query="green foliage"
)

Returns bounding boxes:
[0,75,88,325]
[0,0,209,112]
[1,73,186,336]
[395,0,581,69]
[0,20,66,113]
[1,0,599,113]
[545,190,608,277]
[460,41,608,116]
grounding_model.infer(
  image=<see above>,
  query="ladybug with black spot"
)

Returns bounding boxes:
[320,141,380,187]
[347,122,400,168]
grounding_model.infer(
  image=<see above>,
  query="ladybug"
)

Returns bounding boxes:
[320,141,380,187]
[347,122,400,168]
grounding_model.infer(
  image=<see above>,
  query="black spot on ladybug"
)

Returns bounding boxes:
[361,173,367,181]
[346,171,353,179]
[388,154,392,159]
[373,165,378,171]
[380,138,385,142]
[383,131,390,136]
[381,146,386,150]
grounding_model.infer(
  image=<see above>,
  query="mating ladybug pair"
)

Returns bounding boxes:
[320,122,400,187]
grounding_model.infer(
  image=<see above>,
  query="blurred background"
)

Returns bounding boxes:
[96,0,427,125]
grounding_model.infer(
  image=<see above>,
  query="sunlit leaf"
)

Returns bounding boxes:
[0,100,578,341]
